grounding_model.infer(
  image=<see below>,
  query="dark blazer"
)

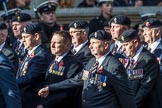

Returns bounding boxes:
[12,40,27,61]
[0,51,21,108]
[43,52,84,108]
[128,48,160,108]
[2,42,19,72]
[150,40,162,106]
[74,42,94,66]
[16,45,51,108]
[47,53,136,108]
[152,40,162,73]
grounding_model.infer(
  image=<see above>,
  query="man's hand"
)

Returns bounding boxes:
[38,86,49,98]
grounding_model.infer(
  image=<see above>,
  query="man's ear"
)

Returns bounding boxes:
[34,33,40,40]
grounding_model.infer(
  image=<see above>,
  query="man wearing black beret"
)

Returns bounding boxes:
[11,13,32,61]
[0,23,19,72]
[142,18,162,106]
[38,30,136,108]
[119,29,161,108]
[35,0,60,52]
[69,20,94,66]
[110,15,131,55]
[0,8,22,48]
[16,23,51,108]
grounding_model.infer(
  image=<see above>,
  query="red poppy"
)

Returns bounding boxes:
[98,66,103,73]
[59,61,64,66]
[30,52,34,58]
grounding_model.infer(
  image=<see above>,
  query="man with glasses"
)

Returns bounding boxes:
[68,20,93,66]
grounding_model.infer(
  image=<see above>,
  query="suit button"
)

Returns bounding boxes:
[82,99,86,102]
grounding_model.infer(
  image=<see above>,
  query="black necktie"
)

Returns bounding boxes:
[71,49,76,54]
[15,41,20,52]
[112,45,118,55]
[147,47,151,52]
[129,58,134,69]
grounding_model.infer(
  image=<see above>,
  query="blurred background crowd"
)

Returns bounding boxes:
[0,0,162,10]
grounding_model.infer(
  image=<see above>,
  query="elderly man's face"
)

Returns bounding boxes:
[89,38,109,58]
[110,23,127,40]
[122,40,137,58]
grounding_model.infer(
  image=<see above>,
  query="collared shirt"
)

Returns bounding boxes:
[150,38,161,53]
[55,51,69,62]
[28,44,41,55]
[96,51,110,67]
[133,46,144,63]
[0,42,5,51]
[115,40,122,51]
[73,40,88,54]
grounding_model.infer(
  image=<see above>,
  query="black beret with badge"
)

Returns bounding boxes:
[11,13,31,22]
[118,29,139,43]
[89,30,112,41]
[110,15,131,26]
[21,23,42,34]
[36,0,58,13]
[0,23,7,30]
[68,20,89,29]
[142,18,162,28]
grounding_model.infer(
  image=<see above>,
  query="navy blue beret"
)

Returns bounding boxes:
[11,13,31,22]
[110,15,131,26]
[89,30,112,41]
[118,29,139,43]
[142,18,162,28]
[36,1,58,13]
[0,23,7,30]
[21,23,42,34]
[68,20,89,29]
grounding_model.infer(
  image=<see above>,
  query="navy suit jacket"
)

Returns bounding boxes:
[43,52,84,108]
[2,42,19,72]
[152,40,162,73]
[12,40,27,61]
[47,53,136,108]
[0,51,21,108]
[16,45,51,108]
[128,48,160,108]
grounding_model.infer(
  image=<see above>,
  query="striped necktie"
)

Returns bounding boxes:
[91,61,99,74]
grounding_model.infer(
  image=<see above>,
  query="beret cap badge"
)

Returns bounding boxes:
[94,32,98,37]
[48,2,51,8]
[24,27,27,33]
[74,22,77,28]
[146,21,150,27]
[121,36,125,41]
[17,16,21,22]
[114,17,117,23]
